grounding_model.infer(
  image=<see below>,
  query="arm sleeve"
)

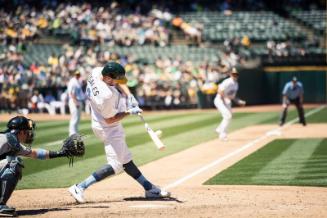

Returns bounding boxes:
[282,83,289,95]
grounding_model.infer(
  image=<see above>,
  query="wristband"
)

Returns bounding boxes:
[36,149,47,160]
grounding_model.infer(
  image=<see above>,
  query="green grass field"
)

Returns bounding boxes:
[0,107,325,189]
[205,138,327,187]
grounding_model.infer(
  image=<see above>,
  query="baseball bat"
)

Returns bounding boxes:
[138,113,165,150]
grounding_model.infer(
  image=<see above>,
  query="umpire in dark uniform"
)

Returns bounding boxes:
[279,77,306,126]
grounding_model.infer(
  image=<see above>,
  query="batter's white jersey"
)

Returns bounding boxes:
[85,67,130,173]
[85,67,127,129]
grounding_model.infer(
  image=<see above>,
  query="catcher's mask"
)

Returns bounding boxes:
[7,116,36,144]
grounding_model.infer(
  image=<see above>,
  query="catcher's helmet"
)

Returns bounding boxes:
[7,116,36,144]
[101,62,127,84]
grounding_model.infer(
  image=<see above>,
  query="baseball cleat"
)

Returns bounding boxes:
[145,186,171,198]
[68,184,85,203]
[0,205,16,217]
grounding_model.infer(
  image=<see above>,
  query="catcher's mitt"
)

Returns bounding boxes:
[61,133,85,166]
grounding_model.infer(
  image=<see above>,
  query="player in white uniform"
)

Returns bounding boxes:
[68,62,170,203]
[67,71,85,136]
[214,68,246,140]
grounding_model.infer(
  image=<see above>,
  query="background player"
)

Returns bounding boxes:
[279,76,306,126]
[214,68,246,140]
[68,62,170,203]
[0,116,73,216]
[67,71,85,136]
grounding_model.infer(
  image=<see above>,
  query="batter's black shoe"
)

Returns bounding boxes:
[0,205,16,217]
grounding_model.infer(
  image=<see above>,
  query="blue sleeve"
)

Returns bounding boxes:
[282,83,289,95]
[35,149,48,160]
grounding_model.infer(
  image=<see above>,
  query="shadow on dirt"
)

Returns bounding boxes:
[17,208,70,216]
[65,199,124,208]
[124,196,184,203]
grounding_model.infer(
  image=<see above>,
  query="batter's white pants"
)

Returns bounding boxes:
[92,124,132,174]
[69,100,82,136]
[214,95,232,136]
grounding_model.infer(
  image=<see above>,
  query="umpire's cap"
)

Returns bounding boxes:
[102,62,127,84]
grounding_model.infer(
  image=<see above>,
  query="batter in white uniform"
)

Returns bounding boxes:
[214,68,246,140]
[68,62,170,203]
[67,71,85,136]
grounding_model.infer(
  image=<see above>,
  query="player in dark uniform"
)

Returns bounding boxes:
[0,116,69,217]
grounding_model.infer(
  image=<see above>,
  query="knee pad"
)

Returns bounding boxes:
[92,164,115,181]
[0,157,23,205]
[2,157,24,180]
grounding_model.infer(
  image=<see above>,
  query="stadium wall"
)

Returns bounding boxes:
[238,67,327,105]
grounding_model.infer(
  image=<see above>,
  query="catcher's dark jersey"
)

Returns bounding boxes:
[0,133,32,160]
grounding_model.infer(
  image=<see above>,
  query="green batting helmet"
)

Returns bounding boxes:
[101,62,127,84]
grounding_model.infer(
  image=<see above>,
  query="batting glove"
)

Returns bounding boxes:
[128,106,143,115]
[127,94,139,109]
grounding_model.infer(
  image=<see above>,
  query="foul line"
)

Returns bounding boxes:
[164,105,326,190]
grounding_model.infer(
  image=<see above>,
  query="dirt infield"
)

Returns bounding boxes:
[8,121,327,217]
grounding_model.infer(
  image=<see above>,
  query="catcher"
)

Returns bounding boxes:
[0,116,85,217]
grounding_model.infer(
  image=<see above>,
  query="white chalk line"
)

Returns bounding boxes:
[163,105,326,190]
